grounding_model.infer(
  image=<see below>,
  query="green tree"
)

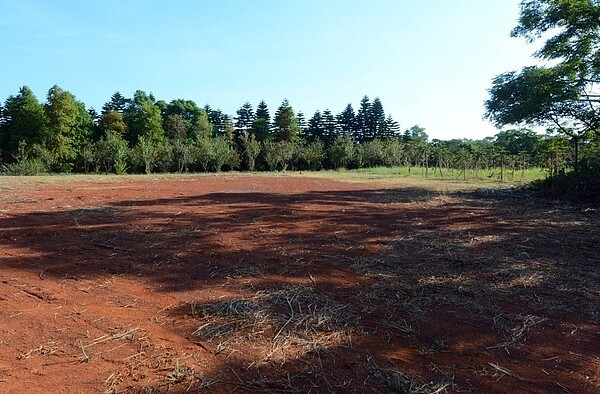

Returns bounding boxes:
[262,140,297,171]
[322,109,338,146]
[44,85,93,172]
[124,90,164,145]
[195,135,214,172]
[355,96,371,142]
[306,110,324,143]
[403,125,428,143]
[94,131,129,174]
[356,139,385,168]
[296,111,306,132]
[255,100,270,123]
[1,86,48,160]
[223,116,235,145]
[299,139,325,170]
[329,133,355,169]
[251,100,271,142]
[190,109,213,139]
[101,92,129,114]
[273,99,301,142]
[212,135,239,172]
[382,138,404,167]
[235,102,255,133]
[165,114,188,140]
[99,111,128,138]
[369,97,387,140]
[240,132,261,171]
[494,129,541,157]
[385,115,400,138]
[485,0,600,170]
[337,103,356,135]
[133,135,158,174]
[172,138,197,173]
[155,139,175,173]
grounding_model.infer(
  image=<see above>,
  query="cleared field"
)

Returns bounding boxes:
[0,174,597,393]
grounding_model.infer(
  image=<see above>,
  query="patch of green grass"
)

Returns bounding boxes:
[299,166,547,187]
[351,166,545,182]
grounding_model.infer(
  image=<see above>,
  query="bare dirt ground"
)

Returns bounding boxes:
[0,174,598,393]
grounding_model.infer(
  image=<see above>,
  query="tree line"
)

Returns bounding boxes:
[0,85,597,177]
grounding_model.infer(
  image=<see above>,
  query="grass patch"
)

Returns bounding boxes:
[192,285,355,361]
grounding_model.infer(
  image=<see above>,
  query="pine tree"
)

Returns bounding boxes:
[101,92,129,115]
[296,111,306,133]
[235,102,255,132]
[273,99,301,142]
[322,109,337,146]
[337,103,356,135]
[370,97,386,140]
[255,100,270,123]
[306,110,324,143]
[356,96,371,143]
[385,115,400,138]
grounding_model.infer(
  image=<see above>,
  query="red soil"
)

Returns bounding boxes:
[0,174,598,393]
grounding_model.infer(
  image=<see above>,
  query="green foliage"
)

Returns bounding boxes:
[124,90,164,145]
[299,139,325,170]
[263,140,297,171]
[100,111,128,138]
[240,132,261,171]
[486,0,600,148]
[1,141,48,175]
[165,114,188,140]
[44,85,93,172]
[235,102,255,133]
[1,86,48,160]
[94,131,129,174]
[1,84,593,186]
[531,161,600,204]
[329,134,355,169]
[485,65,582,130]
[155,139,175,173]
[356,139,386,168]
[403,125,428,143]
[102,92,129,114]
[133,135,159,174]
[212,135,239,172]
[273,100,301,142]
[251,117,271,143]
[382,138,404,167]
[190,109,213,139]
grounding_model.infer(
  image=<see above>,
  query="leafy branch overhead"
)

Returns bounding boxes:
[485,0,600,139]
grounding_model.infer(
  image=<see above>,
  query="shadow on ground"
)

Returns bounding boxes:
[0,182,598,392]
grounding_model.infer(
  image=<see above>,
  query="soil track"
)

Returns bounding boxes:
[0,174,598,393]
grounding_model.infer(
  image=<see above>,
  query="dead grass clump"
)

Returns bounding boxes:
[367,356,451,393]
[193,299,273,339]
[192,286,355,358]
[489,314,548,350]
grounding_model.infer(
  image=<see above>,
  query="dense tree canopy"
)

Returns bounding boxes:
[1,84,596,177]
[486,0,600,147]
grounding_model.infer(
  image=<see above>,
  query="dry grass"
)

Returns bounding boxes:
[192,285,355,362]
[367,356,452,393]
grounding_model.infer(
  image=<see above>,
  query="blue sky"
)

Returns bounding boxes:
[1,0,537,140]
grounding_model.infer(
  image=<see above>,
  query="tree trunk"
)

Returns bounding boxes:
[573,137,579,172]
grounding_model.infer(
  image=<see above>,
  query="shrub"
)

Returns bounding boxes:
[531,161,600,205]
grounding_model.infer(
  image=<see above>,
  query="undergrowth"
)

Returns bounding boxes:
[531,161,600,205]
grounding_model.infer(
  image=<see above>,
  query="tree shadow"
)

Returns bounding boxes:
[0,183,598,392]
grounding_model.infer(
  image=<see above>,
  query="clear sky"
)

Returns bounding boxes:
[1,0,537,140]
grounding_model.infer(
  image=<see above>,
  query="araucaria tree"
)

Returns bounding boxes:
[485,0,600,169]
